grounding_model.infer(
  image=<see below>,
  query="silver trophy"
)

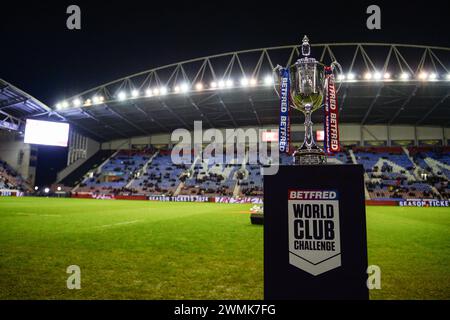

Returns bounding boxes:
[275,35,341,165]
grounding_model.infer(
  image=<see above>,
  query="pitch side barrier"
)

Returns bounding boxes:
[67,193,449,207]
[0,189,23,197]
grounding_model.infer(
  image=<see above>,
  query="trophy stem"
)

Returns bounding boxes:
[293,107,326,165]
[303,109,314,150]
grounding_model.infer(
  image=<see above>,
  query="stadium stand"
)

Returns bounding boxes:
[65,146,450,201]
[60,149,115,187]
[0,159,30,191]
[75,149,154,195]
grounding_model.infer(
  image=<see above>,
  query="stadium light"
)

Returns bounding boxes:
[249,78,257,86]
[364,72,372,80]
[44,187,50,194]
[383,72,391,80]
[145,88,153,97]
[264,75,274,85]
[159,87,168,95]
[373,72,382,80]
[226,79,233,88]
[55,103,62,110]
[131,90,139,98]
[347,73,355,80]
[174,85,180,93]
[218,80,225,89]
[240,77,249,87]
[337,74,346,81]
[34,186,38,191]
[210,81,217,89]
[118,91,127,100]
[195,82,203,91]
[61,101,69,109]
[57,186,62,191]
[180,83,189,93]
[418,71,428,80]
[92,96,103,104]
[400,72,410,80]
[152,88,160,96]
[84,99,92,106]
[428,73,437,80]
[73,98,81,107]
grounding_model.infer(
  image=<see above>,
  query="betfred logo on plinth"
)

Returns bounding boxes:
[288,190,341,276]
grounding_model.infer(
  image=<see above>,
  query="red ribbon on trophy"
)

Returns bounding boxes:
[324,66,340,154]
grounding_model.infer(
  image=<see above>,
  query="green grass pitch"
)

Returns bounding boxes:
[0,197,448,299]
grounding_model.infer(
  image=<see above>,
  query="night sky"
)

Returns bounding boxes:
[1,0,449,186]
[2,0,449,105]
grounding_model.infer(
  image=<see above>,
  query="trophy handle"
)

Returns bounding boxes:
[330,60,343,92]
[273,65,283,98]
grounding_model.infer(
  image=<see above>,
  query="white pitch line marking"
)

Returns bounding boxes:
[15,213,61,217]
[94,219,143,229]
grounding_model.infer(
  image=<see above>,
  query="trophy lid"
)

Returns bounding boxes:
[301,35,311,57]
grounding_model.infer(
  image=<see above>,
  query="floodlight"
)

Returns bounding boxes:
[210,81,217,88]
[364,72,372,80]
[226,79,233,88]
[373,72,382,80]
[159,87,168,95]
[180,83,189,93]
[131,90,139,98]
[240,77,249,87]
[145,88,153,97]
[118,91,127,100]
[73,99,81,107]
[347,73,355,80]
[418,72,428,80]
[195,83,203,91]
[264,75,274,85]
[249,78,257,86]
[400,72,410,80]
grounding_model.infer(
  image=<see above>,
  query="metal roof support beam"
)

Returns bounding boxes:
[158,99,191,129]
[416,93,450,125]
[361,85,385,124]
[218,97,238,128]
[105,106,151,136]
[132,104,169,132]
[247,96,262,126]
[66,120,108,141]
[187,97,214,128]
[0,97,28,109]
[388,85,419,125]
[82,109,129,139]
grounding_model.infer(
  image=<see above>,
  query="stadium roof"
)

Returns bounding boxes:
[0,79,53,131]
[33,43,450,141]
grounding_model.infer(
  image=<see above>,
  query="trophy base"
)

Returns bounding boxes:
[293,147,326,165]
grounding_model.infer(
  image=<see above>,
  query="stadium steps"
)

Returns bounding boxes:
[173,181,184,196]
[424,157,450,179]
[60,149,115,188]
[402,147,423,179]
[372,158,416,181]
[125,150,159,189]
[71,149,120,192]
